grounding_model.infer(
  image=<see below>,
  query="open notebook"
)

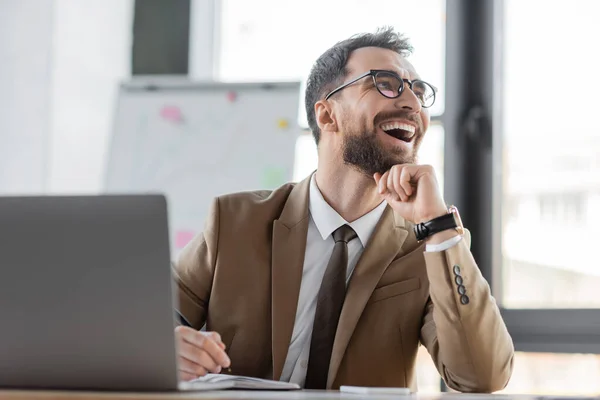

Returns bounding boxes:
[179,374,301,391]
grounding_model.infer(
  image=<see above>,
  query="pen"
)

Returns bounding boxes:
[176,311,192,327]
[222,346,232,374]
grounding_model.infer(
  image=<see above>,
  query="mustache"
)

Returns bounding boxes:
[373,111,423,132]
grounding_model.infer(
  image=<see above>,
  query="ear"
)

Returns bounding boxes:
[314,100,338,134]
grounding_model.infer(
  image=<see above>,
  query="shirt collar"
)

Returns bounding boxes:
[308,173,387,247]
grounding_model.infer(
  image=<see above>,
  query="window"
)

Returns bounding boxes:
[217,0,446,115]
[415,345,442,394]
[500,0,600,309]
[499,353,600,395]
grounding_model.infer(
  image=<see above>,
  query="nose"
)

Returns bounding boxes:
[393,84,422,114]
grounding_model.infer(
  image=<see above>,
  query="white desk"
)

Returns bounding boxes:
[0,391,597,400]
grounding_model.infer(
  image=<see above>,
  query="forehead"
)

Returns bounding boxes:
[345,46,418,79]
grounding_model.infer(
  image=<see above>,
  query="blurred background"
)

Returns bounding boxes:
[1,0,599,395]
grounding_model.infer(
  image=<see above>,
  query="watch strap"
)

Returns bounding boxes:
[414,212,457,241]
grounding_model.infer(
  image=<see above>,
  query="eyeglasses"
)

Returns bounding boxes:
[324,69,437,108]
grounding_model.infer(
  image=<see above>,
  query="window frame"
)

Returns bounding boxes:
[443,0,600,355]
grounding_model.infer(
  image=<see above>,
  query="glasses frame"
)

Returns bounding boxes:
[324,69,437,108]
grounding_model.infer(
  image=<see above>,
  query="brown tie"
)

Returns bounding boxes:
[304,224,357,389]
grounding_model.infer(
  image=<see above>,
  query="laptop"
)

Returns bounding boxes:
[0,194,182,391]
[0,194,300,392]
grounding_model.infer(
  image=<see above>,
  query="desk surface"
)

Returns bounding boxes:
[0,391,598,400]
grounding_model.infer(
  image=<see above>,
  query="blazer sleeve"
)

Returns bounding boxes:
[419,230,515,393]
[171,198,220,330]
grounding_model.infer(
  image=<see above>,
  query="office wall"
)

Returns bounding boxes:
[0,0,133,195]
[48,0,134,193]
[0,1,53,194]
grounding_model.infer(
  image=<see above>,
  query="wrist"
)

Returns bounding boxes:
[417,206,448,224]
[414,205,465,242]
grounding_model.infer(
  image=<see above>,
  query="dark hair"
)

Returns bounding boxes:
[304,27,413,144]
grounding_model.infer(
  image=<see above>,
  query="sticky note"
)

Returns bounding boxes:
[226,91,237,102]
[277,118,289,129]
[261,167,286,188]
[175,230,195,249]
[160,105,183,123]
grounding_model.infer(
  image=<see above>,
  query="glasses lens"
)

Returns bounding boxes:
[374,71,402,98]
[412,80,436,108]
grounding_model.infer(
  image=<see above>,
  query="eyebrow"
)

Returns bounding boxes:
[391,68,421,81]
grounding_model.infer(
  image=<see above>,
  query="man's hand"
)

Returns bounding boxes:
[374,164,447,224]
[175,326,231,381]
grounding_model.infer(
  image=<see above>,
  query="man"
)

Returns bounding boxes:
[172,27,514,392]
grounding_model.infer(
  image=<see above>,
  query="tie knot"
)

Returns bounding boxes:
[333,224,357,244]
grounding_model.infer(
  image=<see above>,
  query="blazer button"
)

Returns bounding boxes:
[457,285,466,295]
[453,265,461,275]
[301,360,308,369]
[460,295,470,305]
[455,275,463,285]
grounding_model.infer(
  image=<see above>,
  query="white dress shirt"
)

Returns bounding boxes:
[279,174,461,386]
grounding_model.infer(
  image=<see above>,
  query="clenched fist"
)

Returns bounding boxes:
[374,164,447,224]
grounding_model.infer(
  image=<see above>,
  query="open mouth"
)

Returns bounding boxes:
[380,122,416,143]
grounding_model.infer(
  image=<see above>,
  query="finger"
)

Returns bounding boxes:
[177,328,231,368]
[390,166,408,202]
[207,332,225,349]
[178,356,209,378]
[197,350,223,374]
[179,371,198,381]
[174,325,198,341]
[178,341,221,373]
[197,333,231,368]
[378,171,390,195]
[399,166,414,197]
[386,169,401,202]
[388,196,412,219]
[207,331,222,344]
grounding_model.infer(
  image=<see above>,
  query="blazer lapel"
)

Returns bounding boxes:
[327,207,409,387]
[271,175,311,381]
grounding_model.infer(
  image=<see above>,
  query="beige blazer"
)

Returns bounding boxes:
[173,175,514,392]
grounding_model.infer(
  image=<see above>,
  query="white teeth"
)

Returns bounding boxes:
[381,122,416,134]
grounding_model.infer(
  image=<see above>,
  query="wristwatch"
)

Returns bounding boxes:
[414,205,465,241]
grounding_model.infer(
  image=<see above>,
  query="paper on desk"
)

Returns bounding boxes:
[178,380,234,391]
[182,374,300,391]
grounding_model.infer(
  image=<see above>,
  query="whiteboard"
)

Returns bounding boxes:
[105,78,302,255]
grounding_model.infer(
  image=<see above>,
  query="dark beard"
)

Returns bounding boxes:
[342,129,417,176]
